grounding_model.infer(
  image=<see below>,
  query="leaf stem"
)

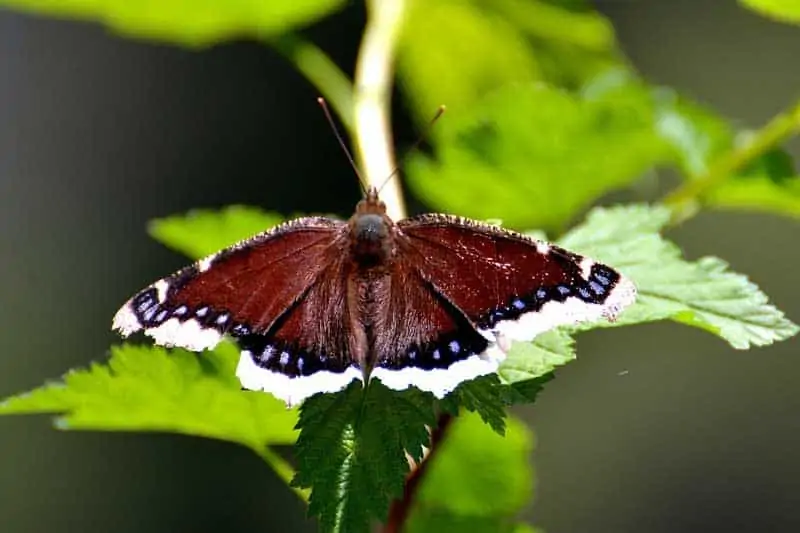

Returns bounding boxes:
[353,0,408,219]
[253,445,310,503]
[663,97,800,220]
[271,33,355,132]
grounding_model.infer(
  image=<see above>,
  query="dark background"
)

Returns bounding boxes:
[1,1,799,532]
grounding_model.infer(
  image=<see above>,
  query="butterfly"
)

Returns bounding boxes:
[113,187,636,406]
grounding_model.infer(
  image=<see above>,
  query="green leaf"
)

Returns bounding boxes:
[558,204,799,348]
[397,0,624,124]
[405,412,534,533]
[407,83,670,231]
[488,0,615,52]
[440,376,509,435]
[0,343,298,450]
[654,93,800,218]
[498,329,575,385]
[653,93,735,178]
[0,0,345,46]
[397,0,541,120]
[740,0,800,25]
[148,205,284,259]
[293,381,436,533]
[706,173,800,218]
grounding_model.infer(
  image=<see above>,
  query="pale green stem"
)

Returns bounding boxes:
[353,0,409,220]
[663,97,800,222]
[271,34,355,132]
[253,445,310,503]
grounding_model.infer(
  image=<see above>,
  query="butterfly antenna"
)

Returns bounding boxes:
[375,105,446,195]
[317,97,366,193]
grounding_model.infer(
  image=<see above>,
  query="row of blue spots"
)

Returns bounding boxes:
[483,263,620,328]
[388,333,487,371]
[242,336,348,377]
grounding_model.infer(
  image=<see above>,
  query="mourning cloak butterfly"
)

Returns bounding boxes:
[113,188,635,406]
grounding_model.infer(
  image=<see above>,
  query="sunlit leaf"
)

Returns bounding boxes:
[148,205,284,259]
[397,0,541,119]
[0,343,299,450]
[407,83,670,231]
[0,0,345,46]
[559,204,800,348]
[740,0,800,25]
[498,329,575,385]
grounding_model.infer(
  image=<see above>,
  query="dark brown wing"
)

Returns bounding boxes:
[112,216,346,352]
[234,252,364,405]
[368,259,502,398]
[396,214,636,343]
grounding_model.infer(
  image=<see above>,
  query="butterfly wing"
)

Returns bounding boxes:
[112,217,346,353]
[234,251,364,406]
[368,260,502,398]
[397,214,636,346]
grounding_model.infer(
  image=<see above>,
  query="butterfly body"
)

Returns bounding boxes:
[113,188,636,406]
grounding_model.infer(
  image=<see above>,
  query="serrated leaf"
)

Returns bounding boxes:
[740,0,800,25]
[293,381,436,533]
[0,0,344,46]
[405,412,534,533]
[407,83,669,231]
[0,343,298,450]
[148,205,284,259]
[439,375,509,435]
[558,204,799,348]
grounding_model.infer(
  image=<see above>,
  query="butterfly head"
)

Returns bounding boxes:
[349,186,394,264]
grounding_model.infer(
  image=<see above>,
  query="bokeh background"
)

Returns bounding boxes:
[1,1,799,532]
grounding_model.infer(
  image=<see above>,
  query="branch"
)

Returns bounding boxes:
[385,414,454,533]
[663,97,800,222]
[353,0,408,220]
[271,33,355,132]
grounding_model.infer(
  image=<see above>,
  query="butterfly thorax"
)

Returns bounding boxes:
[348,189,395,268]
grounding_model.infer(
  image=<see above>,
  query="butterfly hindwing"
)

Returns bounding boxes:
[369,262,504,398]
[234,252,363,406]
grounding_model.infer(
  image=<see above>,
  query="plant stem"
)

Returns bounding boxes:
[663,97,800,220]
[385,414,454,533]
[353,0,408,220]
[254,445,310,503]
[271,33,355,132]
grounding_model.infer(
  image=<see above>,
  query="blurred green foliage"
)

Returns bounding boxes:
[405,82,670,231]
[740,0,800,25]
[0,0,344,45]
[0,0,799,532]
[405,412,534,533]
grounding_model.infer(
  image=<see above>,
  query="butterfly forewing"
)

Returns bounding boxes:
[112,217,345,352]
[397,214,636,343]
